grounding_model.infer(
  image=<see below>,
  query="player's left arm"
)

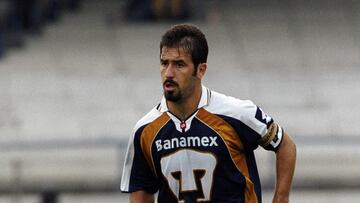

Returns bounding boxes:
[273,132,296,203]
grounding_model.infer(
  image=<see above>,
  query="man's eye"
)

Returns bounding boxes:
[176,63,185,67]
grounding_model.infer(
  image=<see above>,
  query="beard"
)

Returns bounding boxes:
[164,89,182,102]
[163,79,182,102]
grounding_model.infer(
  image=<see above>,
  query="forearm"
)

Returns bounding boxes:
[273,133,296,203]
[130,191,155,203]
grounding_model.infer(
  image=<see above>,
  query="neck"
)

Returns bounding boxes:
[167,85,202,120]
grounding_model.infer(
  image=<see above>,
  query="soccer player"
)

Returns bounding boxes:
[121,23,296,203]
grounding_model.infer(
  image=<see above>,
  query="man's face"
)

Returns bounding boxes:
[160,47,198,102]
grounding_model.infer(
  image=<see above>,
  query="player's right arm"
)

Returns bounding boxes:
[130,191,155,203]
[121,123,158,198]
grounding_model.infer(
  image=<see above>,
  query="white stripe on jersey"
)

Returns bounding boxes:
[120,131,135,191]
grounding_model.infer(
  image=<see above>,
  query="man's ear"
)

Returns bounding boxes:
[197,63,207,79]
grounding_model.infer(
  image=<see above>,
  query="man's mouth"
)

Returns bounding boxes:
[164,80,178,91]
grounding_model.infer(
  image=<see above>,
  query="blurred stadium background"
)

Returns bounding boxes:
[0,0,359,202]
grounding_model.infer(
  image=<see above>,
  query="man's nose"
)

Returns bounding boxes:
[164,64,175,78]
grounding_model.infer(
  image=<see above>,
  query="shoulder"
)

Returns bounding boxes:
[133,104,164,133]
[206,90,258,119]
[205,90,272,136]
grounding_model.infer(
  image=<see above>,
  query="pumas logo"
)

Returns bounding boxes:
[155,136,218,152]
[161,150,217,202]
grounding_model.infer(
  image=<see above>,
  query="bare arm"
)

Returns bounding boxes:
[273,132,296,203]
[130,191,155,203]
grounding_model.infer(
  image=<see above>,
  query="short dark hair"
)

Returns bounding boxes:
[160,23,208,69]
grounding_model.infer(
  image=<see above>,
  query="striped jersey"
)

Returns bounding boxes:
[121,86,284,203]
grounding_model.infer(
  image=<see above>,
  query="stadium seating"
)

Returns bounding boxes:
[0,1,359,201]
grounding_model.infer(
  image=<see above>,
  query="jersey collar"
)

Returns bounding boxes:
[158,85,211,113]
